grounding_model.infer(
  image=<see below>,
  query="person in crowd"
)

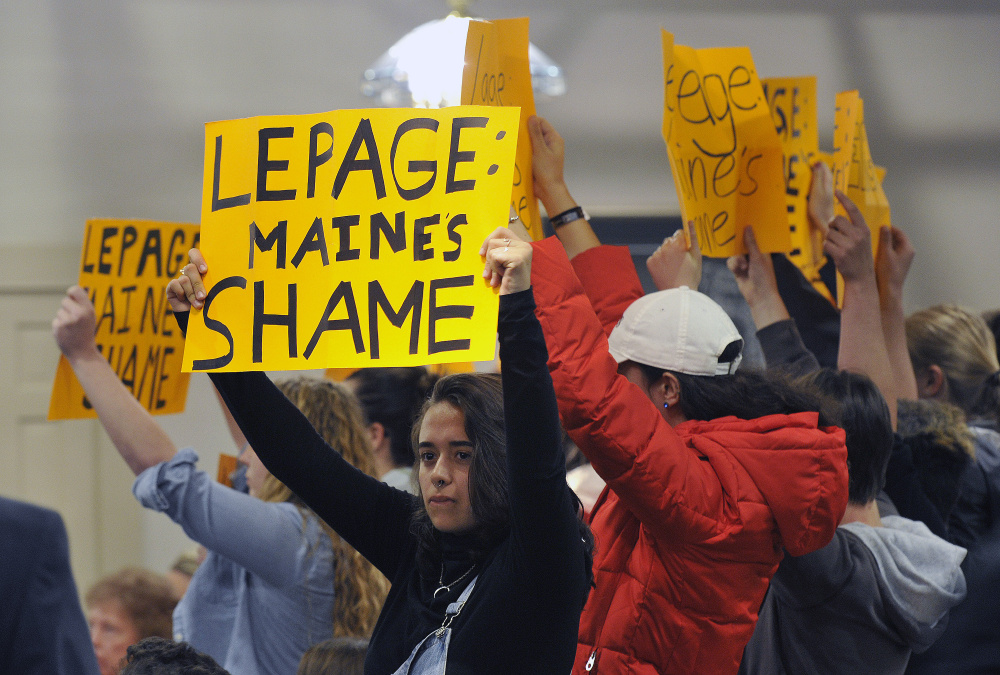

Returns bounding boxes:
[344,367,438,493]
[119,637,231,675]
[0,495,100,675]
[85,567,176,675]
[727,163,985,547]
[167,225,594,674]
[297,637,369,675]
[905,304,1000,546]
[906,519,1000,675]
[907,304,1000,469]
[53,287,389,675]
[740,371,967,674]
[739,188,967,674]
[523,114,848,674]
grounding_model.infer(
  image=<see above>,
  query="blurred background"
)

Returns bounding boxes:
[1,0,997,591]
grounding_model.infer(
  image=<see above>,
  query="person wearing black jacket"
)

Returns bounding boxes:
[166,227,592,675]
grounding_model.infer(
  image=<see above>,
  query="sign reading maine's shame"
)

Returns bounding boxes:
[182,106,519,372]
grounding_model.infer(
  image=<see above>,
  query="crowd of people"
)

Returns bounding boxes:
[3,111,997,675]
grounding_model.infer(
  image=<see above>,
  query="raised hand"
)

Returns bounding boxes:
[646,221,702,291]
[875,225,915,297]
[480,227,533,295]
[52,285,100,362]
[824,191,875,282]
[527,115,567,207]
[166,249,209,311]
[807,161,835,235]
[727,227,789,330]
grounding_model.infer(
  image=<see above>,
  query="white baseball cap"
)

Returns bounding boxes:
[607,287,743,376]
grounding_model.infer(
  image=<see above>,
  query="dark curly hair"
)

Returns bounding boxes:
[120,637,230,674]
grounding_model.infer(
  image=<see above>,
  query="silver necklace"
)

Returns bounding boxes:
[433,562,475,598]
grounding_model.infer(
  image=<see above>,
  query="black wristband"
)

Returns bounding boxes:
[548,206,589,228]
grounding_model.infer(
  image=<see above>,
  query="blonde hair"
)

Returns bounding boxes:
[906,305,1000,427]
[260,377,390,638]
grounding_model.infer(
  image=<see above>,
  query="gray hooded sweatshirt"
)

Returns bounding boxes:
[740,515,967,675]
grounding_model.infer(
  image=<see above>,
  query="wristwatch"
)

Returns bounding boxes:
[548,206,589,228]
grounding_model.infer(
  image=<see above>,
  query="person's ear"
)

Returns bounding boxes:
[368,422,387,451]
[655,372,682,409]
[917,365,947,399]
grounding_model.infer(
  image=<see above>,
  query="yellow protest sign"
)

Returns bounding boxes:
[832,90,861,202]
[832,91,891,305]
[48,219,198,419]
[462,18,542,238]
[846,118,891,232]
[662,30,790,257]
[761,76,825,270]
[182,106,519,372]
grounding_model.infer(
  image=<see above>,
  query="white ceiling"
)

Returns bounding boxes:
[1,0,997,309]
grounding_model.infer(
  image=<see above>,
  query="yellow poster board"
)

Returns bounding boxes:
[48,219,198,419]
[662,30,790,257]
[832,90,861,204]
[182,106,519,372]
[832,91,892,305]
[462,18,542,238]
[761,76,825,271]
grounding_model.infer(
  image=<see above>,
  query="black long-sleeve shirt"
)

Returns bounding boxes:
[183,289,588,674]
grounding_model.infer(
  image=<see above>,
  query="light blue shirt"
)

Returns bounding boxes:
[134,449,335,675]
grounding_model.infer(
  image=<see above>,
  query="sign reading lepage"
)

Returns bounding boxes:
[183,106,520,372]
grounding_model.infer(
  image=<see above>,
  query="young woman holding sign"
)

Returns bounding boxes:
[167,228,594,674]
[53,286,389,675]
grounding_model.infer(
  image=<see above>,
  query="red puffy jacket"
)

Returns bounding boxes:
[530,239,849,674]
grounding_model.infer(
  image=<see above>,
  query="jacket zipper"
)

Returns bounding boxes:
[585,649,597,671]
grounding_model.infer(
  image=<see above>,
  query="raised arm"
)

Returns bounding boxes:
[728,228,821,376]
[52,286,176,474]
[824,192,897,427]
[481,226,586,587]
[875,225,919,401]
[528,115,599,259]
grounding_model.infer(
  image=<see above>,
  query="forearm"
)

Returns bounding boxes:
[65,351,176,475]
[746,293,792,332]
[880,288,918,401]
[756,319,821,376]
[839,276,897,427]
[499,290,564,485]
[538,182,599,260]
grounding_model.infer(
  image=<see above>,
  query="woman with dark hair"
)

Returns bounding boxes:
[167,227,593,674]
[523,115,851,674]
[345,367,439,493]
